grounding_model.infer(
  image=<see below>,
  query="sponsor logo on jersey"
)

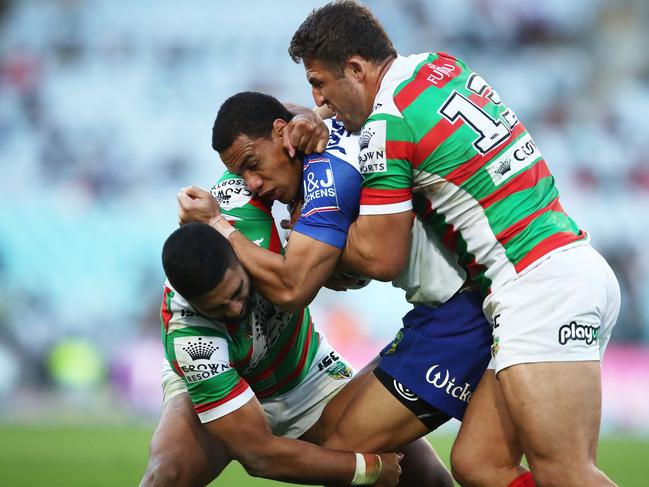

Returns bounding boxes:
[558,321,599,346]
[491,336,500,358]
[301,158,339,217]
[392,379,419,402]
[358,120,386,174]
[384,330,404,355]
[486,133,541,186]
[327,361,353,380]
[210,177,253,209]
[424,59,458,87]
[425,364,473,403]
[316,351,339,372]
[174,336,231,383]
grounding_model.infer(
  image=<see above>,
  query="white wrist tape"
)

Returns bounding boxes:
[211,215,238,240]
[351,453,382,485]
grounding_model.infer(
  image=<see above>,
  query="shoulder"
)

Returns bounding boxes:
[209,171,281,253]
[374,52,470,118]
[210,171,272,216]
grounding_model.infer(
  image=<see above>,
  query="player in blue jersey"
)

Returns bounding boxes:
[179,92,364,312]
[177,91,497,486]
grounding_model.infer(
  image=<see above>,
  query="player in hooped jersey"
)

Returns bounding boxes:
[140,172,403,486]
[288,3,621,487]
[178,91,498,486]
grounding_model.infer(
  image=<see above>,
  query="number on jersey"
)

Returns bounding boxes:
[438,74,518,154]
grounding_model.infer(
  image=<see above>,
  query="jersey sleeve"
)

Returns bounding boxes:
[210,171,282,254]
[358,115,415,216]
[292,152,362,249]
[161,286,254,423]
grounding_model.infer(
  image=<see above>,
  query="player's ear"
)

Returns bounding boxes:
[346,56,367,82]
[272,118,288,138]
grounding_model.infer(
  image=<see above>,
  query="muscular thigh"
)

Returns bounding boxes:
[497,361,602,464]
[302,355,380,444]
[322,371,430,452]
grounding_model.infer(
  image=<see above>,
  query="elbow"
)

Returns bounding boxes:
[237,450,277,479]
[274,287,312,313]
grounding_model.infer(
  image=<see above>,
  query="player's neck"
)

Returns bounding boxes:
[374,54,397,96]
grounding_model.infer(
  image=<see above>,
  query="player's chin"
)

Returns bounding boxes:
[277,191,295,205]
[338,116,361,132]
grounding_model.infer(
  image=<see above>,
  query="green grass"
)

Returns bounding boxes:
[0,424,647,486]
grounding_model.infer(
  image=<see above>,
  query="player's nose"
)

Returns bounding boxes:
[244,173,263,194]
[312,87,325,107]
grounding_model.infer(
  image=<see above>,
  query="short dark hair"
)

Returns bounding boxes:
[288,0,396,74]
[212,91,293,152]
[162,222,236,299]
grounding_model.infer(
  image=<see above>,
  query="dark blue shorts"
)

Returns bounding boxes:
[377,290,492,421]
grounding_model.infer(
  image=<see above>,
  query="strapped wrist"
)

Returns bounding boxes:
[210,215,238,240]
[351,453,382,485]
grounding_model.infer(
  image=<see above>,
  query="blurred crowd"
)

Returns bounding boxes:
[0,0,647,423]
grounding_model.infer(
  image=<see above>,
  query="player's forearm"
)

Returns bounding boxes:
[228,231,314,311]
[239,436,375,485]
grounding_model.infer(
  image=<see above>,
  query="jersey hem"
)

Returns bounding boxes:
[197,386,255,423]
[359,201,413,215]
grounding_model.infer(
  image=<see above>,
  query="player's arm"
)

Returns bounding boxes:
[338,116,416,281]
[163,322,401,486]
[227,228,341,312]
[340,211,413,282]
[178,186,343,312]
[178,156,360,312]
[206,396,402,485]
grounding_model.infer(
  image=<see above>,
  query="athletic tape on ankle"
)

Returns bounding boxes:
[351,453,382,485]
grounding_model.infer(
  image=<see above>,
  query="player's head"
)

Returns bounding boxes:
[162,222,252,323]
[289,0,396,131]
[212,91,302,204]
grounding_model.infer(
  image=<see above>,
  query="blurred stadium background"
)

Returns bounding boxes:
[0,0,648,485]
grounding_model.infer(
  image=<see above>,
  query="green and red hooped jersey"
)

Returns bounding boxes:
[160,171,320,423]
[358,52,587,296]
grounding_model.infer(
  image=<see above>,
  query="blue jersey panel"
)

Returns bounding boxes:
[377,290,492,420]
[293,153,362,249]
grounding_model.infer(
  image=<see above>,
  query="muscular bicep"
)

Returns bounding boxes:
[229,228,341,312]
[281,229,342,305]
[342,211,413,281]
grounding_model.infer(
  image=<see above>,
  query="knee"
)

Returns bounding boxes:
[451,442,524,487]
[450,444,480,486]
[140,456,185,487]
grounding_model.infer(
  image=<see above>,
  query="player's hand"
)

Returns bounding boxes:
[177,185,222,226]
[375,453,403,487]
[283,112,328,157]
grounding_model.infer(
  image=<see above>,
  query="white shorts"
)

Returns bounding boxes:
[161,335,354,439]
[483,244,621,373]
